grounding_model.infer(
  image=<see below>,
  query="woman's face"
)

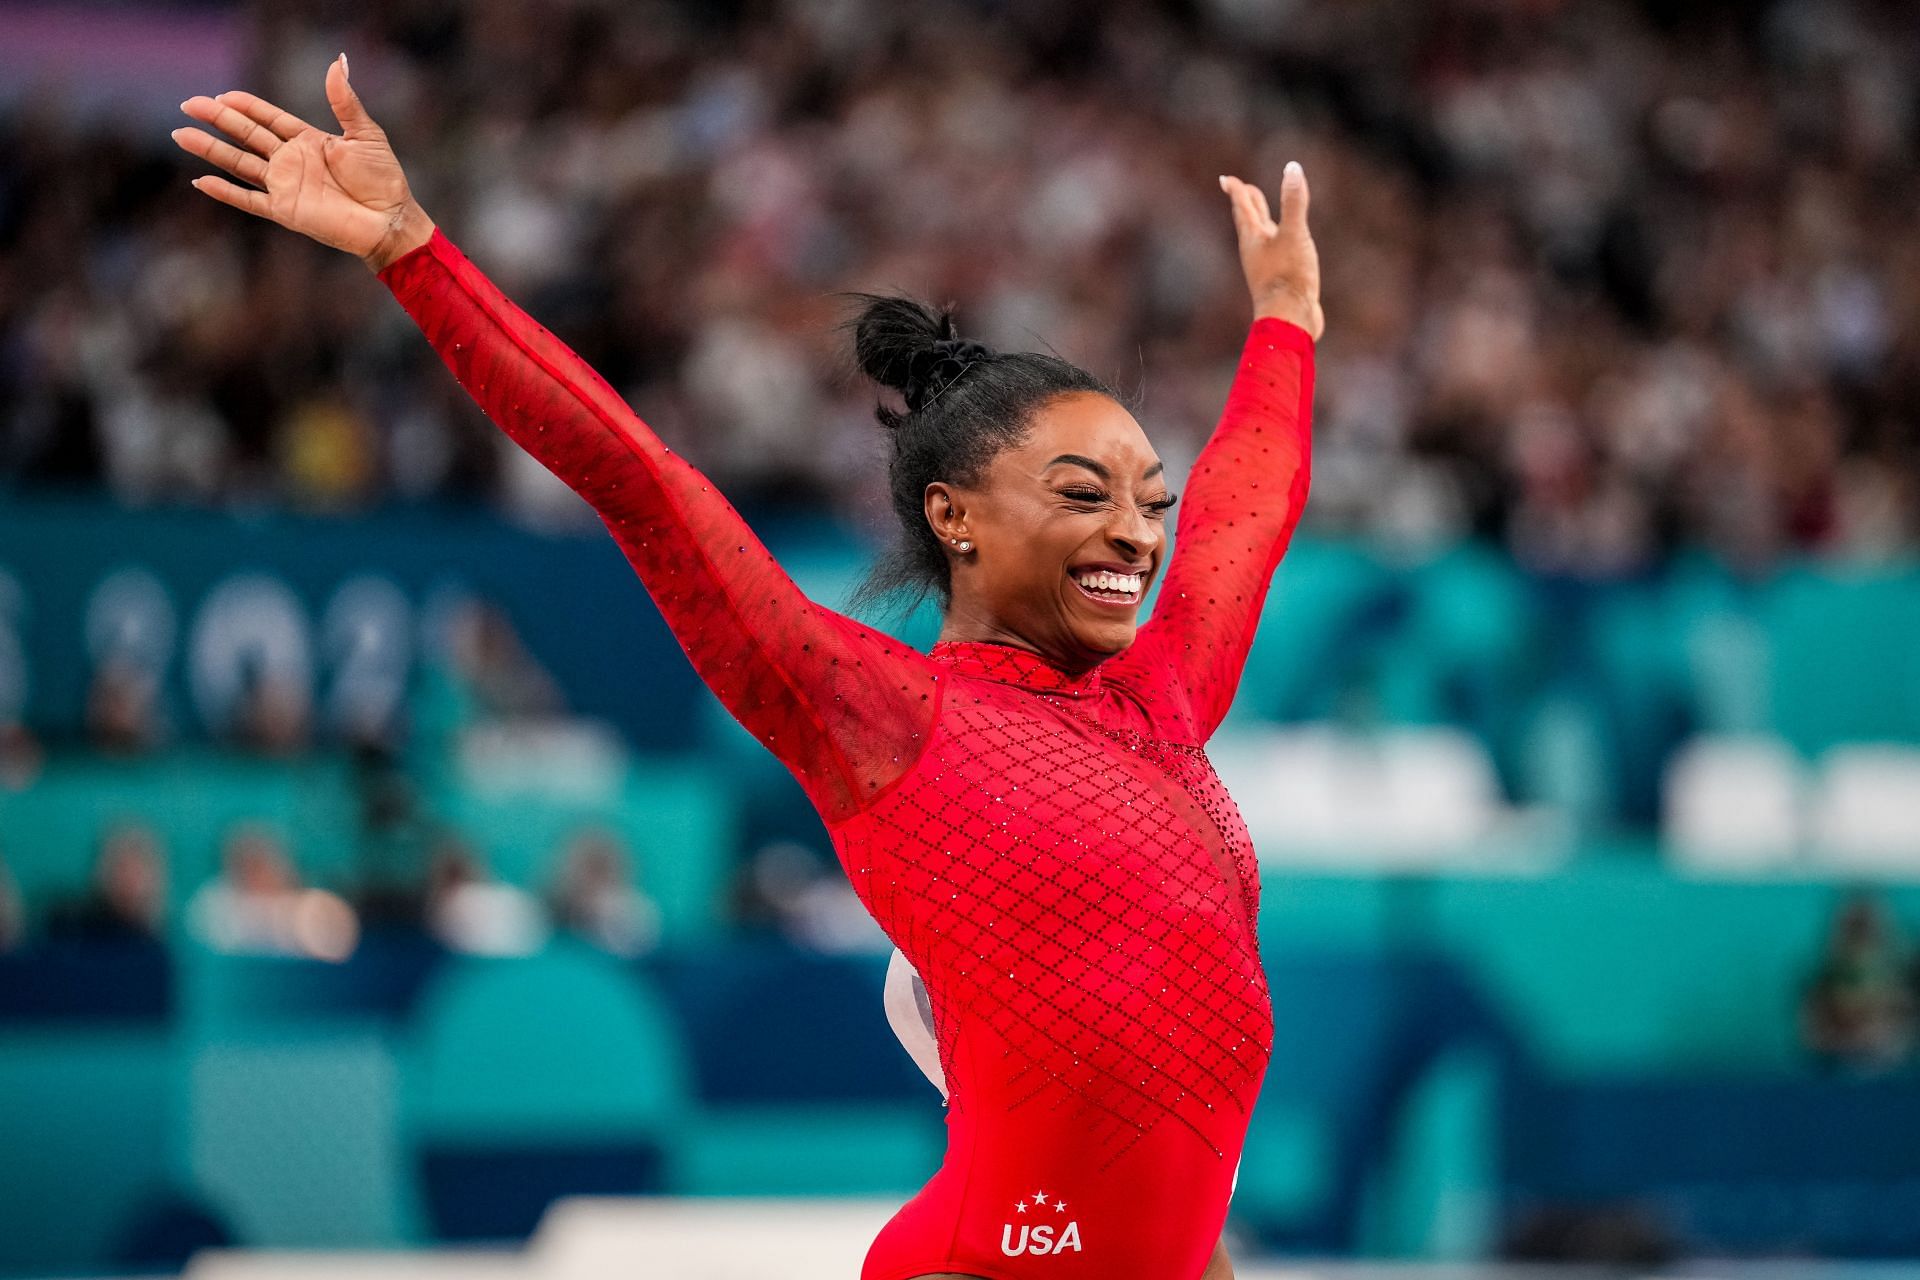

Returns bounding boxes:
[930,391,1175,670]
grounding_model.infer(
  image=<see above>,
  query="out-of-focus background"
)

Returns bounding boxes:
[2,0,1919,1276]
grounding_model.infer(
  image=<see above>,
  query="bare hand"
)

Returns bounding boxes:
[172,54,434,272]
[1219,163,1323,342]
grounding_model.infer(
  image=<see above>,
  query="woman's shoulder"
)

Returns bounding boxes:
[1094,647,1205,746]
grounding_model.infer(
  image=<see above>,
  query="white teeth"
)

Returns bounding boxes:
[1073,569,1141,596]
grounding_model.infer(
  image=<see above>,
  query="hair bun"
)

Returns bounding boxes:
[836,291,998,426]
[903,337,995,414]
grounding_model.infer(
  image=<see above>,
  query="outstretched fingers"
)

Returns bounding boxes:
[1278,160,1310,234]
[1245,179,1275,231]
[180,94,290,160]
[188,173,273,222]
[1218,174,1277,240]
[213,89,318,145]
[170,124,268,186]
[1219,175,1249,240]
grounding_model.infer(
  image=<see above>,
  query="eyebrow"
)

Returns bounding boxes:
[1046,454,1166,482]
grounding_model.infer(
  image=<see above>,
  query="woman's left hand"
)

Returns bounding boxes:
[1219,162,1323,342]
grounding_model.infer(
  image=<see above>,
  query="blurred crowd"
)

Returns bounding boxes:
[0,813,665,960]
[0,0,1915,573]
[0,582,886,964]
[3,796,1914,1075]
[0,799,882,962]
[1799,886,1920,1073]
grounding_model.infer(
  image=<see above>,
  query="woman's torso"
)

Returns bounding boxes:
[836,639,1274,1280]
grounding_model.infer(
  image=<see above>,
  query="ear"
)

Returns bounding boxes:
[924,481,969,548]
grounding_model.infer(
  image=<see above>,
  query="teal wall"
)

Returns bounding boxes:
[1261,857,1909,1074]
[0,854,1894,1273]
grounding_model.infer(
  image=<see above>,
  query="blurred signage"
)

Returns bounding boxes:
[0,498,710,747]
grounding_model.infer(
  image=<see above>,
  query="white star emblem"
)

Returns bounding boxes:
[1014,1200,1028,1213]
[1033,1191,1048,1204]
[1055,1200,1068,1213]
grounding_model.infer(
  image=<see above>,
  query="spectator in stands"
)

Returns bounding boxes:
[85,656,164,757]
[547,824,662,957]
[448,599,565,722]
[228,664,312,758]
[0,590,43,790]
[423,833,548,956]
[729,838,887,953]
[1799,889,1916,1074]
[0,718,42,792]
[186,820,357,959]
[46,821,168,940]
[413,596,569,757]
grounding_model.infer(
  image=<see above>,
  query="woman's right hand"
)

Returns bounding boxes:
[173,53,435,273]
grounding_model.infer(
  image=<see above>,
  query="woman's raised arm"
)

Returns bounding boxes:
[174,57,942,824]
[1115,165,1320,742]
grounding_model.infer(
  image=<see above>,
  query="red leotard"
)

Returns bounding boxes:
[378,228,1314,1280]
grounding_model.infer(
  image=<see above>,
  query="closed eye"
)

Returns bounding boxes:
[1061,486,1179,516]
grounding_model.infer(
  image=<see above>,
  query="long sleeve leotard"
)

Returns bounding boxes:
[378,227,1314,1280]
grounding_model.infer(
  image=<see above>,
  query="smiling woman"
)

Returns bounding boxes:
[836,290,1188,669]
[170,52,1317,1280]
[827,276,1307,1279]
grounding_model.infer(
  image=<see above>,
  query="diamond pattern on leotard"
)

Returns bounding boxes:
[926,638,1107,696]
[844,639,1277,1171]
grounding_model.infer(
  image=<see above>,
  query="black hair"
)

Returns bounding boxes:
[832,290,1133,620]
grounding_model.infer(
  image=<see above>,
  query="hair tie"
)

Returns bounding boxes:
[904,337,994,413]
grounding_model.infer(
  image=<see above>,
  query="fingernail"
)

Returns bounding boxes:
[341,52,349,77]
[1286,160,1303,178]
[179,99,191,111]
[1218,175,1228,189]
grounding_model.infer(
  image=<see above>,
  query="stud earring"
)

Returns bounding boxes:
[949,536,972,552]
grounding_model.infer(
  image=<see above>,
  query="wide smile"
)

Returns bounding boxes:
[1068,567,1144,609]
